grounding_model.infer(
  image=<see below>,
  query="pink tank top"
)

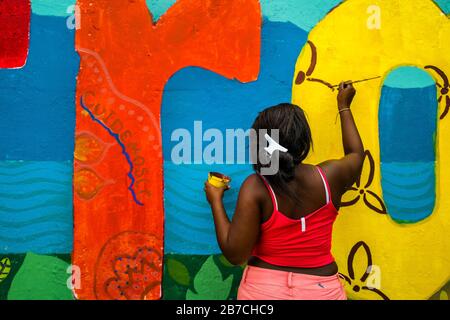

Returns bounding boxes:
[252,167,339,268]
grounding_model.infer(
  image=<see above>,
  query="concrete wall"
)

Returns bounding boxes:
[0,0,449,300]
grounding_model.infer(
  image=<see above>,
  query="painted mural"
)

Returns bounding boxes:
[0,0,449,300]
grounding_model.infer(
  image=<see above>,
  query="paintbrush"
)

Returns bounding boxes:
[331,76,381,88]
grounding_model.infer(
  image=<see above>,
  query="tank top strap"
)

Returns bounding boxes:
[316,166,331,204]
[258,174,278,211]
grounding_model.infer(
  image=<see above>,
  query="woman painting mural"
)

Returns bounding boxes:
[204,82,364,300]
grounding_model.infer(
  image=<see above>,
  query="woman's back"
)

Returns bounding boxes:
[252,165,339,269]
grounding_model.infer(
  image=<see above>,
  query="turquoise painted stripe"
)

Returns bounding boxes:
[31,0,76,17]
[260,0,341,31]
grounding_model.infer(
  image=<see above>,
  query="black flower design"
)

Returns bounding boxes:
[339,241,389,300]
[341,150,387,214]
[425,65,450,120]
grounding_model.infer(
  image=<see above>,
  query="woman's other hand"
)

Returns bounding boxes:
[204,181,230,205]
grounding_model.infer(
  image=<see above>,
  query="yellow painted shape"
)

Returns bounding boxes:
[292,0,450,300]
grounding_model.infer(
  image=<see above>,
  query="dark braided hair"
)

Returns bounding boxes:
[251,103,313,203]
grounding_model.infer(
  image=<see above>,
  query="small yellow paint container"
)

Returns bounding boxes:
[208,172,230,188]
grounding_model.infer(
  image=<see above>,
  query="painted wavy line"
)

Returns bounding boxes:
[0,178,69,186]
[166,205,216,229]
[0,213,71,228]
[0,230,71,243]
[164,174,239,201]
[383,194,435,209]
[382,170,434,184]
[386,200,435,212]
[166,213,214,233]
[0,207,71,220]
[381,164,434,177]
[0,190,68,200]
[381,175,434,189]
[0,162,71,169]
[80,96,144,206]
[0,168,71,178]
[0,160,72,167]
[164,162,252,176]
[0,242,72,254]
[163,171,204,185]
[381,179,434,197]
[165,184,236,209]
[165,228,216,247]
[382,184,435,201]
[0,222,72,237]
[0,200,69,213]
[165,201,217,218]
[0,169,71,178]
[166,204,218,224]
[1,243,71,253]
[164,172,206,190]
[165,191,238,215]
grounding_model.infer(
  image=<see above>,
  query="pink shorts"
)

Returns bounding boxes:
[237,266,347,300]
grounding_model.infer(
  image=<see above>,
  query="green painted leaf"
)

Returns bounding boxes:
[186,256,233,300]
[0,257,11,283]
[167,258,191,286]
[440,290,449,300]
[7,252,74,300]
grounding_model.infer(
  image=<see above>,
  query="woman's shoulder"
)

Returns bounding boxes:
[242,173,264,187]
[240,173,268,196]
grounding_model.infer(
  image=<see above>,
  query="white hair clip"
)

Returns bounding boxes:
[264,133,288,156]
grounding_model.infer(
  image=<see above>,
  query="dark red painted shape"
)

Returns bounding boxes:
[0,0,30,68]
